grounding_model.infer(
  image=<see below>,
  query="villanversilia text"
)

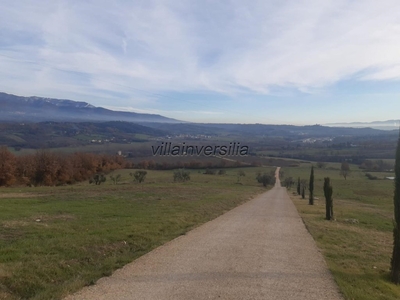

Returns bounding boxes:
[151,142,248,156]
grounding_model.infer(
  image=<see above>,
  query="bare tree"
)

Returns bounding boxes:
[340,162,350,180]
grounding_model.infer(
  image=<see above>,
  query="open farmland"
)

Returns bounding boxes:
[0,167,271,300]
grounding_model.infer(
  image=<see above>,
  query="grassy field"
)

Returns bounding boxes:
[283,162,400,300]
[3,159,398,300]
[0,167,271,300]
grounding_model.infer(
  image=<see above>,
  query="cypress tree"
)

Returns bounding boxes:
[324,177,333,220]
[391,129,400,283]
[309,166,314,205]
[297,177,301,195]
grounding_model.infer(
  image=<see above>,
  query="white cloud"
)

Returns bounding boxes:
[1,0,400,103]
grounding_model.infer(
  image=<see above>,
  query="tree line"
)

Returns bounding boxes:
[0,146,257,187]
[0,147,125,187]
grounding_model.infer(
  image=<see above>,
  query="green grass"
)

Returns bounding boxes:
[285,163,400,300]
[0,167,271,300]
[5,161,397,299]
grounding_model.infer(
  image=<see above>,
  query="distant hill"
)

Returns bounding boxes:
[0,92,180,123]
[325,120,400,130]
[143,122,397,138]
[0,121,167,149]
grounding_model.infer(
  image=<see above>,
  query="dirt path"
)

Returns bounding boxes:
[65,168,343,300]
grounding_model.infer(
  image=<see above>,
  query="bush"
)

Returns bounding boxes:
[173,169,191,182]
[283,176,294,188]
[365,173,378,180]
[110,174,121,185]
[89,174,106,185]
[130,170,147,183]
[256,172,274,187]
[204,168,217,175]
[237,170,246,183]
[238,170,246,177]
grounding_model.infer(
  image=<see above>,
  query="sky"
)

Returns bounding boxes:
[1,0,400,125]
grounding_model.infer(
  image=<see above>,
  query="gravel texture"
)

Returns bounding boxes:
[65,168,343,300]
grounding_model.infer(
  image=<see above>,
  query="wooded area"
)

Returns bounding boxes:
[0,147,125,186]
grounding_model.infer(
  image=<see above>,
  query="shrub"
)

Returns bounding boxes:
[204,168,217,175]
[256,172,274,187]
[89,174,106,185]
[365,173,378,180]
[173,169,190,182]
[130,170,147,183]
[110,174,121,185]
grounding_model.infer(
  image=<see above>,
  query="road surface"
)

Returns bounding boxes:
[65,168,343,300]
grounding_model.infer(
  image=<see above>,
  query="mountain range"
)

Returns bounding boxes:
[325,120,400,130]
[0,92,179,123]
[1,91,398,135]
[0,92,398,153]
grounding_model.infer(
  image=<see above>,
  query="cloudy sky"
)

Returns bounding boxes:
[1,0,400,124]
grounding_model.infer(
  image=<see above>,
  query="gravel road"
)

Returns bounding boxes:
[65,168,343,300]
